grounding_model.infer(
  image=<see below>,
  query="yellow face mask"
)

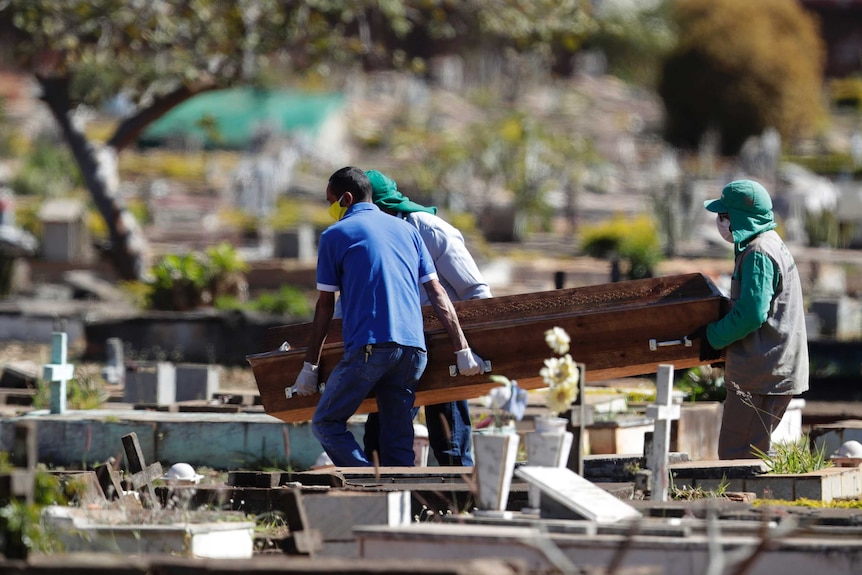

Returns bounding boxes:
[328,195,347,222]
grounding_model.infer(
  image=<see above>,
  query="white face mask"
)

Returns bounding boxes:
[716,214,734,243]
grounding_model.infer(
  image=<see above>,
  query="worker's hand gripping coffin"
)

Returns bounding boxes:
[247,273,728,423]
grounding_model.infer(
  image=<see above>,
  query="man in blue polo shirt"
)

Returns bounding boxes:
[290,166,486,467]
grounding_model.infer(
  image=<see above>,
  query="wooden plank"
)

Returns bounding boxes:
[248,273,728,423]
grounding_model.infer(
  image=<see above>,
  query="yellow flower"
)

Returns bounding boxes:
[540,354,579,388]
[544,326,570,355]
[539,328,580,416]
[547,379,578,417]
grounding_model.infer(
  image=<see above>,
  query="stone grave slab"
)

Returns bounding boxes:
[301,490,411,542]
[175,363,219,402]
[124,362,176,405]
[667,458,862,502]
[42,506,255,559]
[514,465,642,523]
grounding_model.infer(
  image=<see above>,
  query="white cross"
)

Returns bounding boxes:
[646,364,680,502]
[43,332,74,414]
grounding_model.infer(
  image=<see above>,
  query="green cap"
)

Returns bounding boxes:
[704,179,773,215]
[365,170,436,215]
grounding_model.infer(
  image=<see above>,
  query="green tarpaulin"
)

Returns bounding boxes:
[140,88,344,149]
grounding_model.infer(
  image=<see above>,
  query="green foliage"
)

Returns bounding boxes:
[751,436,833,475]
[587,0,676,87]
[579,214,663,279]
[148,252,209,311]
[783,154,862,178]
[677,365,726,402]
[206,242,248,276]
[5,1,596,111]
[0,469,68,558]
[119,151,214,182]
[268,198,331,231]
[219,208,259,233]
[754,497,862,509]
[3,0,598,281]
[33,368,109,411]
[146,244,249,312]
[829,77,862,110]
[9,137,81,197]
[804,209,857,249]
[249,286,311,317]
[669,476,729,500]
[447,212,478,235]
[0,97,20,157]
[13,200,43,239]
[658,0,824,154]
[380,108,600,230]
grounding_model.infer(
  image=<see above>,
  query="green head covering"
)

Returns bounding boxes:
[365,170,437,215]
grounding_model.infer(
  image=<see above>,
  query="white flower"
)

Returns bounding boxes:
[540,354,580,388]
[547,379,579,417]
[545,327,570,355]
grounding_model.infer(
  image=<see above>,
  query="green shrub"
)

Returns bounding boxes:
[0,469,67,558]
[751,435,833,474]
[677,365,726,402]
[147,252,210,311]
[830,77,862,110]
[251,286,311,317]
[804,209,857,249]
[580,214,663,279]
[146,244,249,311]
[659,0,824,154]
[10,137,81,197]
[33,367,109,411]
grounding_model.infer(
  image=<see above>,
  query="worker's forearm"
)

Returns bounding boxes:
[304,296,335,364]
[425,280,469,351]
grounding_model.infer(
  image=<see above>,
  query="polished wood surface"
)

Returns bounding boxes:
[248,273,728,423]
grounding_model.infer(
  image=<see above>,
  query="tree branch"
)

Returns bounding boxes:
[107,83,221,151]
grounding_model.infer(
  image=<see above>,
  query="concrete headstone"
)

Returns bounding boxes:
[515,465,641,523]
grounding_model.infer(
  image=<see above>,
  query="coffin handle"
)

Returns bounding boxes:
[649,337,693,351]
[449,360,492,377]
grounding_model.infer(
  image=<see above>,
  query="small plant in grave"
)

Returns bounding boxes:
[678,365,726,402]
[253,511,292,553]
[669,476,731,501]
[754,497,862,509]
[0,467,69,558]
[751,435,834,474]
[33,365,109,411]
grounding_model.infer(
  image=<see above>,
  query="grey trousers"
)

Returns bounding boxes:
[718,389,793,460]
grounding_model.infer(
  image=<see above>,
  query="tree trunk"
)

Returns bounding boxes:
[37,75,149,280]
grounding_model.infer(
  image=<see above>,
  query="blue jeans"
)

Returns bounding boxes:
[365,400,474,466]
[312,343,427,467]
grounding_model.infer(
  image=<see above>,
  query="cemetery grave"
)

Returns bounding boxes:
[2,344,862,574]
[1,285,862,573]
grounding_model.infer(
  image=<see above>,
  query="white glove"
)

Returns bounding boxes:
[293,361,319,396]
[455,347,484,376]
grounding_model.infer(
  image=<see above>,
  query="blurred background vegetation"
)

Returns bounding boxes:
[0,0,854,316]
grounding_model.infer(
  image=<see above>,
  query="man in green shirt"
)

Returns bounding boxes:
[696,179,809,459]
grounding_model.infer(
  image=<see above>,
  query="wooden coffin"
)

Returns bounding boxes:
[248,273,728,423]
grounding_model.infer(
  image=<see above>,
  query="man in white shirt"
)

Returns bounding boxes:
[363,169,492,466]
